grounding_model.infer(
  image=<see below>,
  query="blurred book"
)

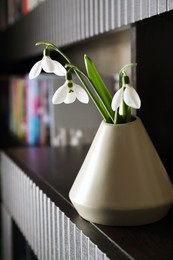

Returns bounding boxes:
[9,74,50,145]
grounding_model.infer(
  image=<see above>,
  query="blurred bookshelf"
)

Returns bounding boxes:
[0,0,173,154]
[0,0,46,31]
[0,73,115,149]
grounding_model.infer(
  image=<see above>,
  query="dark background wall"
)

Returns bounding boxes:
[136,11,173,181]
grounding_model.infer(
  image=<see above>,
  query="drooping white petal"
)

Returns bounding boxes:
[111,88,124,111]
[124,86,141,109]
[119,100,124,115]
[42,56,66,76]
[29,60,42,79]
[51,59,66,76]
[42,56,56,73]
[64,91,76,104]
[52,83,68,104]
[73,83,89,103]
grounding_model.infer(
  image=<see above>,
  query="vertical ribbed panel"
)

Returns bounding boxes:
[1,152,110,260]
[1,205,12,260]
[2,0,173,61]
[149,0,157,17]
[40,189,44,260]
[167,0,173,10]
[158,0,167,13]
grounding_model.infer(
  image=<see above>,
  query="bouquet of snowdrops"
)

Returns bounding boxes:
[29,41,141,124]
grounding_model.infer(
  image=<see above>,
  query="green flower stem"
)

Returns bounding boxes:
[126,107,132,122]
[119,63,137,76]
[121,100,127,121]
[66,64,114,123]
[121,74,128,122]
[114,72,123,124]
[75,72,110,122]
[114,109,120,124]
[36,41,71,63]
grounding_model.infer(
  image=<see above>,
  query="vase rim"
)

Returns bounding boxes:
[103,116,139,127]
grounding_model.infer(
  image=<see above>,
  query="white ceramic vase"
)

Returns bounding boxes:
[69,117,173,226]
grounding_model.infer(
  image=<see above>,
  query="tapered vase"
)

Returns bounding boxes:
[69,117,173,226]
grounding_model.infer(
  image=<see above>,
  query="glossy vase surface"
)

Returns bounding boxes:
[69,117,173,226]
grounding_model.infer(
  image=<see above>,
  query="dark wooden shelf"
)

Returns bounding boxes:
[0,127,25,149]
[4,146,173,260]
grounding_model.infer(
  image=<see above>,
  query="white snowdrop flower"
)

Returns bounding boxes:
[29,51,66,79]
[111,84,141,112]
[52,80,89,104]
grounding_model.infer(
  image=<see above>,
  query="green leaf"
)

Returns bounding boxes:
[84,55,114,122]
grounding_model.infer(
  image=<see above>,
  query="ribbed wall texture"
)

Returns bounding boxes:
[2,0,173,61]
[1,153,109,260]
[1,204,12,260]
